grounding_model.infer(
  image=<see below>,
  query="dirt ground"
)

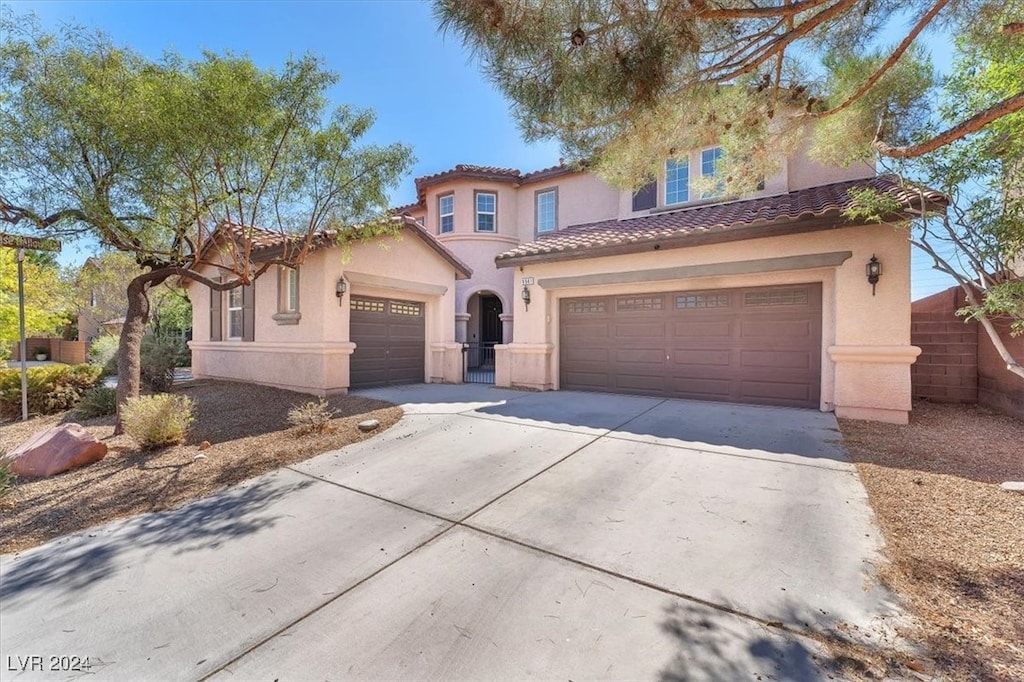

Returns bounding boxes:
[839,401,1024,682]
[0,380,401,554]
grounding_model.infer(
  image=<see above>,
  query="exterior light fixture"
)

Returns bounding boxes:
[335,277,347,298]
[521,284,531,311]
[866,255,882,296]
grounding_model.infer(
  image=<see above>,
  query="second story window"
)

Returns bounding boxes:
[475,191,496,232]
[700,147,725,199]
[438,194,454,233]
[536,188,557,234]
[665,158,689,205]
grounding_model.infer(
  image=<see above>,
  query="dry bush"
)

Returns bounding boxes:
[122,394,194,448]
[287,398,336,434]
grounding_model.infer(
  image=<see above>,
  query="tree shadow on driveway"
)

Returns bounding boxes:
[657,600,912,681]
[0,475,312,607]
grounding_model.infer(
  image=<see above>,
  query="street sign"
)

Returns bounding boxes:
[2,233,62,420]
[0,233,62,252]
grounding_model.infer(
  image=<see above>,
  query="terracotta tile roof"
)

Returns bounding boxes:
[496,175,947,267]
[412,162,583,198]
[209,218,473,280]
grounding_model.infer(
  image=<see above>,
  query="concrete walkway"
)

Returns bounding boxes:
[0,385,903,681]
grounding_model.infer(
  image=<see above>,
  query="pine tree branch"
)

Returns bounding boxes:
[875,90,1024,158]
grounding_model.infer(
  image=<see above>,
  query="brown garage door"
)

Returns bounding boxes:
[350,297,425,388]
[560,284,822,408]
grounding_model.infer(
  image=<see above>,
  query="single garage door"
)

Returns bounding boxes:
[350,296,425,388]
[560,284,822,408]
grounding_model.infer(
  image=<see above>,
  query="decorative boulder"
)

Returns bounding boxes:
[2,424,108,478]
[357,419,380,432]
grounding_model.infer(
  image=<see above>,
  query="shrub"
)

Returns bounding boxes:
[73,386,118,418]
[121,394,194,449]
[287,398,336,434]
[88,335,120,376]
[0,363,103,418]
[140,336,189,393]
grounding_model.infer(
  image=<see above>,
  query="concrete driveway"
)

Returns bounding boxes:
[0,385,903,681]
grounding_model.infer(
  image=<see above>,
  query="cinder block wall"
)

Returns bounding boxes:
[978,318,1024,418]
[911,312,979,403]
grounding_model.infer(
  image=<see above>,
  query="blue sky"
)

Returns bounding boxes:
[9,0,957,297]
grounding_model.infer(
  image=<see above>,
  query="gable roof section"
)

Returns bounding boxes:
[202,217,473,280]
[495,175,947,268]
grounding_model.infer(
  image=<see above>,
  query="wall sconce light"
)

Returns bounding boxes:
[521,284,531,311]
[866,255,882,296]
[335,277,347,298]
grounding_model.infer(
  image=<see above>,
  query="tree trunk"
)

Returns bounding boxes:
[114,274,153,434]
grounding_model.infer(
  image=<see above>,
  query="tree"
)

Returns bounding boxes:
[0,249,72,356]
[847,22,1024,378]
[434,0,1023,190]
[0,14,414,424]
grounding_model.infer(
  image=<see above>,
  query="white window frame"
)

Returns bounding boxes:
[535,188,557,234]
[280,266,299,313]
[665,158,690,206]
[700,146,725,199]
[475,191,497,232]
[438,194,454,234]
[227,287,244,340]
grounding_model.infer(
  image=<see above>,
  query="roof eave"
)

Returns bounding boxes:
[495,210,920,269]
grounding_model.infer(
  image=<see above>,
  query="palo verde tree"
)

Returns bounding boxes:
[0,15,414,421]
[847,18,1024,378]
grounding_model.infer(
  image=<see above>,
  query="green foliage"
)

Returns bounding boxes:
[73,386,118,418]
[0,249,73,345]
[88,335,119,376]
[0,363,103,418]
[1,14,413,404]
[0,457,15,502]
[121,394,194,449]
[140,335,188,393]
[287,398,336,434]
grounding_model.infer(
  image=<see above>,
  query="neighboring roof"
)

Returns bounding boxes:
[496,175,948,267]
[204,217,473,280]
[410,161,582,203]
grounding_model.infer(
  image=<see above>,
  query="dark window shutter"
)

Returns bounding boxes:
[242,283,255,342]
[632,181,657,211]
[209,280,222,341]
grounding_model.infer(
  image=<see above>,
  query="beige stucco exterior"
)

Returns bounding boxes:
[494,222,918,424]
[187,228,465,396]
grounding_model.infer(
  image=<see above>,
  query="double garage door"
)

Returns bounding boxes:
[350,297,425,388]
[560,284,822,408]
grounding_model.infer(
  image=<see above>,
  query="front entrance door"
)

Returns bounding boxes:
[480,295,503,345]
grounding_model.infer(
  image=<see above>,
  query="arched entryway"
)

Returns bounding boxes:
[464,290,504,383]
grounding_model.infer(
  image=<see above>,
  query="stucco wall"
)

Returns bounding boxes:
[187,228,462,395]
[497,221,917,423]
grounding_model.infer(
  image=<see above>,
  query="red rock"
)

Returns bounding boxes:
[2,424,108,478]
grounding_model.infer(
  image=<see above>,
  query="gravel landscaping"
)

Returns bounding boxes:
[0,380,401,554]
[840,401,1024,682]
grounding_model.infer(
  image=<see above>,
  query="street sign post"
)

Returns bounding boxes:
[1,232,62,421]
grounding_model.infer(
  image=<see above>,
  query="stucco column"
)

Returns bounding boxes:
[499,313,514,344]
[455,313,470,343]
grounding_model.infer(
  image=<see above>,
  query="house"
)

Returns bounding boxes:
[188,141,945,423]
[76,257,127,343]
[186,219,472,396]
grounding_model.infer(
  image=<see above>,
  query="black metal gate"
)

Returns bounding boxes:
[463,342,495,384]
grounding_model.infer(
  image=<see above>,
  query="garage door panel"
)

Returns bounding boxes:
[740,380,814,404]
[665,377,732,400]
[741,349,816,369]
[669,349,731,366]
[616,348,665,364]
[670,320,734,337]
[561,284,822,408]
[350,297,425,389]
